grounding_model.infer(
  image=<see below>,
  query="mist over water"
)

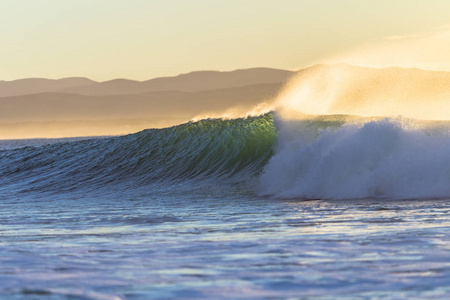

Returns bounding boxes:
[258,31,450,200]
[276,64,450,121]
[276,28,450,121]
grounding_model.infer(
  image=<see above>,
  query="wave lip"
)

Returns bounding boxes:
[258,118,450,200]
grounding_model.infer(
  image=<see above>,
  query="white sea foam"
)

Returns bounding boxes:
[258,118,450,200]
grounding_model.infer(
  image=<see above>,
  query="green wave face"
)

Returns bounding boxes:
[0,114,278,193]
[129,113,277,181]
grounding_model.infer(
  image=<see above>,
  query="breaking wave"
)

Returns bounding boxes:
[259,116,450,200]
[1,112,449,200]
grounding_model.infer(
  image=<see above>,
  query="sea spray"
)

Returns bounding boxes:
[258,62,450,200]
[258,117,450,200]
[275,64,450,121]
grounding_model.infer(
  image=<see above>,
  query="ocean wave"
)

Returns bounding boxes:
[258,117,450,200]
[2,112,449,200]
[0,114,276,194]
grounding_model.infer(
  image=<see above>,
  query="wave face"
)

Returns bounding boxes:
[1,112,449,201]
[0,114,276,195]
[258,116,450,200]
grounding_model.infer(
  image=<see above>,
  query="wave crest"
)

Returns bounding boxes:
[258,117,450,200]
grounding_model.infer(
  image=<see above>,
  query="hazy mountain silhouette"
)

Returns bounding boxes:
[0,68,293,98]
[0,67,295,138]
[61,68,294,95]
[0,82,283,138]
[0,77,95,98]
[0,83,282,123]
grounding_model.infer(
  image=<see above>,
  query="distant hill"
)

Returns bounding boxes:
[0,68,294,98]
[0,67,294,138]
[61,68,295,95]
[0,77,95,98]
[0,83,283,123]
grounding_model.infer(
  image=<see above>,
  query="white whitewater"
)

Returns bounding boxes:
[259,117,450,199]
[259,64,450,200]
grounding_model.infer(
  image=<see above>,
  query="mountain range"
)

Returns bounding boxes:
[0,68,294,98]
[0,68,294,139]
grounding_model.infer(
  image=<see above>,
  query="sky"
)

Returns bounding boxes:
[1,0,450,81]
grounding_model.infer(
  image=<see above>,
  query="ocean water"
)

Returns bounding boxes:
[1,113,450,299]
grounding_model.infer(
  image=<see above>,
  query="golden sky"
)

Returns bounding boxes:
[1,0,450,81]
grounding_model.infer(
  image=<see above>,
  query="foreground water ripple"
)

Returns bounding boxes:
[1,193,449,299]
